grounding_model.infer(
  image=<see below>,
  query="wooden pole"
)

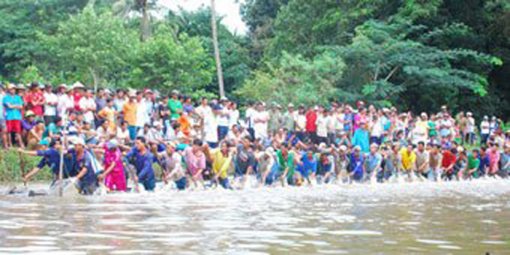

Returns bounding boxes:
[211,0,225,98]
[58,110,68,197]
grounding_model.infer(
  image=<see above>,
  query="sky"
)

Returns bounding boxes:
[158,0,247,34]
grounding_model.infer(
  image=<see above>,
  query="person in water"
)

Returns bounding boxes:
[20,139,64,186]
[125,136,156,191]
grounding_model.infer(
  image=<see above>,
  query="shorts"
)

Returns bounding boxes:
[6,120,21,133]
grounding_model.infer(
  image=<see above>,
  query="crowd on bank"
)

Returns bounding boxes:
[1,81,508,194]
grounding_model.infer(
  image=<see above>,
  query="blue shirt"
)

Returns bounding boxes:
[3,94,23,120]
[352,128,370,153]
[68,149,96,186]
[0,94,5,120]
[125,147,155,182]
[298,153,317,177]
[349,153,365,180]
[36,148,61,176]
[366,153,382,174]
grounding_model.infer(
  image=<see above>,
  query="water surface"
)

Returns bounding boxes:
[1,180,509,254]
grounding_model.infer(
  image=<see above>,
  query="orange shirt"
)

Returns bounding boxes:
[122,102,137,126]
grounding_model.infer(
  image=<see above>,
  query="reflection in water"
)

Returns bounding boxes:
[0,179,509,254]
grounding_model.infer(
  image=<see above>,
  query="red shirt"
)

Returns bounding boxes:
[441,150,456,171]
[25,91,44,116]
[73,92,82,111]
[305,110,317,132]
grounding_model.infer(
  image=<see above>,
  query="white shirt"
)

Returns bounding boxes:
[229,109,240,127]
[116,127,130,142]
[44,92,58,116]
[316,114,328,138]
[296,114,307,131]
[480,120,490,135]
[196,105,212,119]
[136,100,148,127]
[218,108,230,127]
[204,113,219,143]
[252,110,269,139]
[79,97,96,124]
[245,107,255,127]
[57,94,74,117]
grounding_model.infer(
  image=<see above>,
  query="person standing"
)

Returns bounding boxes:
[122,92,138,141]
[43,84,58,125]
[79,89,97,127]
[25,83,45,118]
[252,102,269,141]
[305,106,318,144]
[168,90,183,121]
[3,84,24,148]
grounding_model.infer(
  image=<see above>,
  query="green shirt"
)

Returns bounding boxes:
[428,121,437,137]
[167,99,183,120]
[276,150,295,178]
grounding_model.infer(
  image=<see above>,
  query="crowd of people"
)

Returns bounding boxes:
[2,81,508,195]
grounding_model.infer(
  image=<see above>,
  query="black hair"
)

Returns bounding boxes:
[193,139,203,147]
[136,136,146,144]
[418,141,425,146]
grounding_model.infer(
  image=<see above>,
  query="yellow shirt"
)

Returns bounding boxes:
[211,149,232,179]
[99,107,116,129]
[122,102,137,126]
[399,148,416,171]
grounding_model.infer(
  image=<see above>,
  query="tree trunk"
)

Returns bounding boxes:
[140,0,150,41]
[211,0,225,98]
[89,67,99,92]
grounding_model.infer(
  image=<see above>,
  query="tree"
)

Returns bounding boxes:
[331,21,499,111]
[236,51,345,106]
[0,0,87,78]
[128,25,215,93]
[167,7,251,96]
[39,6,139,89]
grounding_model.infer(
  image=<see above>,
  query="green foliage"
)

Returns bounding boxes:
[128,25,214,93]
[167,8,251,95]
[0,149,52,183]
[236,51,344,106]
[39,6,139,88]
[19,65,44,84]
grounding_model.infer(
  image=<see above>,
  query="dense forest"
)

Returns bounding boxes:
[0,0,508,118]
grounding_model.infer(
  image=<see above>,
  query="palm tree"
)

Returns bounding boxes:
[210,0,225,97]
[111,0,152,41]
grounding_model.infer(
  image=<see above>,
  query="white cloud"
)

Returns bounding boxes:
[158,0,247,35]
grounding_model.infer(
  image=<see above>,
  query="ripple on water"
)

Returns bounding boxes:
[328,230,382,236]
[416,239,451,245]
[438,245,462,250]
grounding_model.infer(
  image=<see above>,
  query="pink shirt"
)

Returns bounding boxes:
[488,149,500,173]
[184,147,206,176]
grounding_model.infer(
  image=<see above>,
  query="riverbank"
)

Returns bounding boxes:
[0,149,52,183]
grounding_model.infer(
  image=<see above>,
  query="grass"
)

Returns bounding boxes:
[0,149,52,183]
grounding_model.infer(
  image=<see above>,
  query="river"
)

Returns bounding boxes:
[0,179,509,254]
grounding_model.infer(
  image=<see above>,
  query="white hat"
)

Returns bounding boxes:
[71,82,85,90]
[339,145,347,151]
[70,137,85,146]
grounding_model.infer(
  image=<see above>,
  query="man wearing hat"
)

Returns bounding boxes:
[70,137,98,195]
[3,83,24,148]
[56,84,74,117]
[71,82,85,111]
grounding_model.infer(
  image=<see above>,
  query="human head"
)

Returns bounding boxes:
[135,136,146,151]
